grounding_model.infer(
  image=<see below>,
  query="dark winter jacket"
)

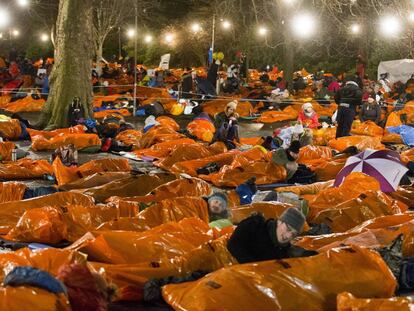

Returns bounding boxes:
[359,103,381,124]
[334,81,363,107]
[227,213,290,263]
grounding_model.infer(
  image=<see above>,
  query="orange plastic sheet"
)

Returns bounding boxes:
[30,132,101,151]
[0,286,71,311]
[390,186,414,208]
[239,137,263,146]
[231,202,291,223]
[53,157,131,186]
[202,99,252,117]
[0,182,27,203]
[351,121,384,137]
[202,147,286,187]
[93,94,124,108]
[295,214,414,253]
[156,116,180,131]
[276,180,334,196]
[138,126,185,149]
[313,127,337,146]
[0,247,86,282]
[187,118,215,142]
[58,172,131,191]
[313,157,347,181]
[89,235,236,302]
[256,105,298,123]
[0,142,16,161]
[297,145,333,170]
[328,135,385,152]
[108,177,212,204]
[170,149,241,176]
[312,190,407,232]
[0,95,11,108]
[115,130,142,149]
[69,218,214,264]
[3,96,45,113]
[0,119,22,140]
[382,131,403,144]
[162,246,396,311]
[73,173,175,202]
[0,192,94,235]
[27,125,86,139]
[385,111,403,128]
[337,292,414,311]
[93,108,131,119]
[155,142,226,171]
[307,173,381,220]
[312,102,337,117]
[0,159,53,180]
[7,206,68,244]
[99,197,209,232]
[400,148,414,164]
[132,138,195,159]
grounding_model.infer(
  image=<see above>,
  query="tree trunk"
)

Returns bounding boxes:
[283,31,294,91]
[39,0,94,129]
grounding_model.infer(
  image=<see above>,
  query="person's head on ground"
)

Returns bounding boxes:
[276,208,306,244]
[225,100,238,117]
[287,140,301,161]
[302,102,315,117]
[207,192,229,220]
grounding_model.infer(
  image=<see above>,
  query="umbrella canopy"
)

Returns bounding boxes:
[334,149,408,192]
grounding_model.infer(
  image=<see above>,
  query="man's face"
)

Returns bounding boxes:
[276,220,298,244]
[209,198,225,214]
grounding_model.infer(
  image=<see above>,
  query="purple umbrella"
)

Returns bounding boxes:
[334,149,408,192]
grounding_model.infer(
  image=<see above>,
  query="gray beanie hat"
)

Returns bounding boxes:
[279,208,306,233]
[208,192,228,210]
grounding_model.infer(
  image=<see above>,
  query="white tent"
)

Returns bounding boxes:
[378,59,414,83]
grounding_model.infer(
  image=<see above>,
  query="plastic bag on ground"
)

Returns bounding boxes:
[312,190,407,232]
[351,121,384,137]
[58,172,131,191]
[0,286,71,311]
[0,159,53,180]
[0,182,27,203]
[328,135,385,152]
[0,192,94,235]
[72,173,175,203]
[162,246,396,311]
[138,126,185,149]
[7,206,68,244]
[53,157,131,186]
[337,292,414,311]
[256,106,298,123]
[0,119,22,140]
[115,129,142,149]
[4,96,45,113]
[132,138,195,160]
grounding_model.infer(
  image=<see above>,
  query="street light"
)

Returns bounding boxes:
[165,33,174,43]
[291,13,316,38]
[350,23,360,34]
[191,23,201,33]
[17,0,29,7]
[40,33,49,42]
[144,34,152,43]
[222,20,231,29]
[0,9,10,28]
[379,15,401,38]
[258,26,268,36]
[126,28,136,38]
[12,29,19,37]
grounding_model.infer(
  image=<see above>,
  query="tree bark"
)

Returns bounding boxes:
[39,0,94,129]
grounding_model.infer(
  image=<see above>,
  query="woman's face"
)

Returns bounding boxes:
[227,107,235,115]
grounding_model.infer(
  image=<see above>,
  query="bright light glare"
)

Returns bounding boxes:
[127,29,136,38]
[165,33,174,43]
[350,24,360,34]
[0,9,10,28]
[222,21,231,29]
[258,27,268,36]
[40,33,49,42]
[282,0,296,5]
[409,12,414,22]
[144,34,152,43]
[191,23,201,33]
[379,16,401,37]
[17,0,29,7]
[291,13,316,38]
[12,29,19,36]
[0,33,2,39]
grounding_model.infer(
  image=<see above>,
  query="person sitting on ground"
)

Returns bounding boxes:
[227,207,308,263]
[297,103,320,129]
[271,140,301,180]
[359,96,382,125]
[212,100,240,149]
